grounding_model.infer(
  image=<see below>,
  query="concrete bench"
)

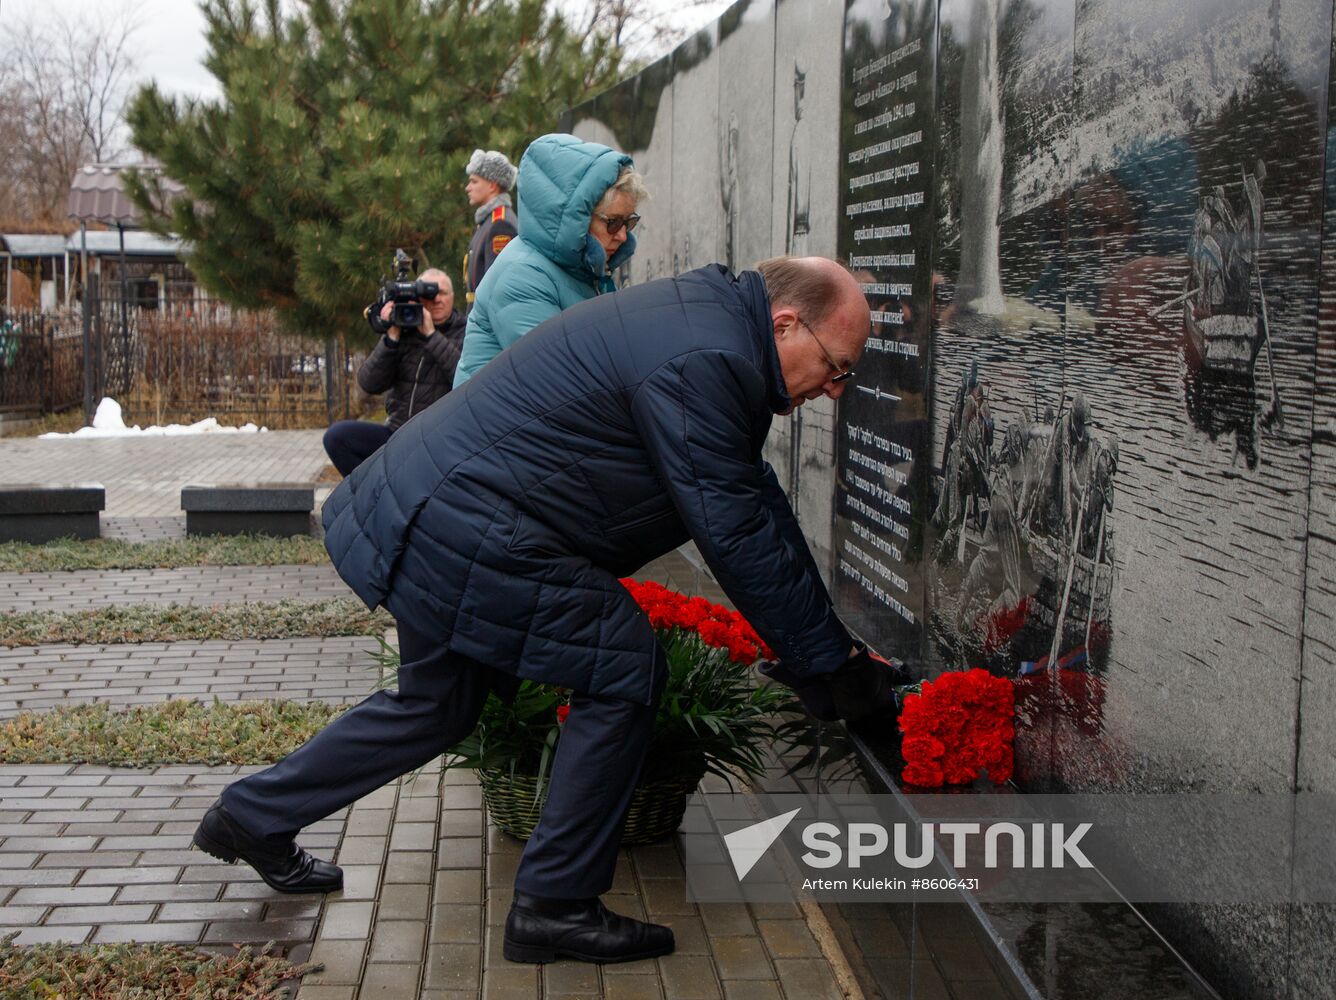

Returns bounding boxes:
[180,484,315,538]
[0,484,105,543]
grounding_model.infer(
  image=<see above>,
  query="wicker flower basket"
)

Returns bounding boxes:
[478,768,704,845]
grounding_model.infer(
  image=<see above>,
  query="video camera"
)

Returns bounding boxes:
[365,249,440,334]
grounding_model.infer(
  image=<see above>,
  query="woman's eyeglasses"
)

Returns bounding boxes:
[594,212,641,235]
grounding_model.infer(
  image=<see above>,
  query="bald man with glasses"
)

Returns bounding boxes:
[195,255,906,966]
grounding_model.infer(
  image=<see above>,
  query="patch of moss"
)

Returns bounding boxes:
[0,599,391,648]
[0,534,329,573]
[0,700,348,766]
[0,936,318,998]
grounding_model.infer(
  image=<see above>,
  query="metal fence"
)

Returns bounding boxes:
[0,310,84,414]
[0,277,362,429]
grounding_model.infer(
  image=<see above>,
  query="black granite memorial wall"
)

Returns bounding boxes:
[565,1,1336,995]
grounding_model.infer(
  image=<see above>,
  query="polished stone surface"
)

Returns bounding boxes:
[184,511,314,538]
[0,483,105,514]
[565,0,1336,994]
[180,483,316,537]
[0,484,105,543]
[179,484,315,512]
[0,512,101,544]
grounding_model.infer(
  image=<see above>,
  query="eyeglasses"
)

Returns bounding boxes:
[593,212,641,235]
[796,317,855,383]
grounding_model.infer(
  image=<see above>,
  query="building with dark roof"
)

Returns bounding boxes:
[0,163,190,310]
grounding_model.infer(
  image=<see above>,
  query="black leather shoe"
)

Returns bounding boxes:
[193,800,343,895]
[504,891,675,964]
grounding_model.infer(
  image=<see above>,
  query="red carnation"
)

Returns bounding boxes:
[897,668,1014,788]
[697,620,731,647]
[620,578,770,665]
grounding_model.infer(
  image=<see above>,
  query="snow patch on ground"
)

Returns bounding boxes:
[39,398,269,439]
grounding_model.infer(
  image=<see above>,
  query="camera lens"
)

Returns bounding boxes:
[394,302,423,328]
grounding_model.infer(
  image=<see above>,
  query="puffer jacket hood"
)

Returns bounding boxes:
[452,134,641,387]
[517,133,637,281]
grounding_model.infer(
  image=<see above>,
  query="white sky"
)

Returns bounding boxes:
[4,0,221,100]
[4,0,730,106]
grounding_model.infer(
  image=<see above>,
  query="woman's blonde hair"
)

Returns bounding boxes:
[596,166,650,212]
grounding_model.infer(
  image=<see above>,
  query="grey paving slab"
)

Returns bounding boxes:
[292,759,850,1000]
[0,764,347,950]
[0,431,330,518]
[0,547,882,999]
[0,563,351,613]
[100,517,188,542]
[0,636,385,719]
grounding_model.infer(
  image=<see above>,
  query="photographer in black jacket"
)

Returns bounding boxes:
[322,267,466,476]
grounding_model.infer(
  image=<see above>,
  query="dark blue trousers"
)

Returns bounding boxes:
[221,619,664,899]
[323,420,393,477]
[514,669,664,898]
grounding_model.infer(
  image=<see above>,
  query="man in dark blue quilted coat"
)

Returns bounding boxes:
[194,256,902,964]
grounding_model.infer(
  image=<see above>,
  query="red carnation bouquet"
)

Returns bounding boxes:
[620,579,1018,790]
[897,668,1015,788]
[441,578,786,809]
[619,578,774,664]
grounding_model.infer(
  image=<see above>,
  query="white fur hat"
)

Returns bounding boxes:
[465,148,517,191]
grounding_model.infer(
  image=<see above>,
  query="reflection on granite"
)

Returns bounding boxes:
[773,0,848,569]
[1143,903,1292,1000]
[982,903,1219,1000]
[717,0,777,274]
[1280,903,1336,1000]
[671,24,721,276]
[565,0,1336,992]
[848,729,1221,999]
[834,899,1034,1000]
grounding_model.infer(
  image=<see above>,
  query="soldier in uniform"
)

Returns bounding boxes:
[463,148,519,310]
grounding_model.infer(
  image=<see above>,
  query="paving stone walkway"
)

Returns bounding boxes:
[0,434,965,999]
[296,760,851,1000]
[1,431,331,517]
[0,763,339,950]
[101,516,190,542]
[0,654,854,997]
[0,564,351,613]
[0,553,862,998]
[0,751,851,1000]
[0,637,383,717]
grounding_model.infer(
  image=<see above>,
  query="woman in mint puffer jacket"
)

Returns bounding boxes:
[453,132,647,387]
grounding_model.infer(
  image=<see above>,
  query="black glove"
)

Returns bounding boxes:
[758,660,839,721]
[826,647,911,724]
[760,647,910,725]
[365,300,390,336]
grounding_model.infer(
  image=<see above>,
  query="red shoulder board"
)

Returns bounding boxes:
[491,206,507,222]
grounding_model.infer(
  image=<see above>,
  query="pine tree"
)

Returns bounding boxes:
[125,0,623,341]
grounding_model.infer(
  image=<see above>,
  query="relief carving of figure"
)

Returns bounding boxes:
[786,63,811,256]
[720,111,740,271]
[933,363,994,560]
